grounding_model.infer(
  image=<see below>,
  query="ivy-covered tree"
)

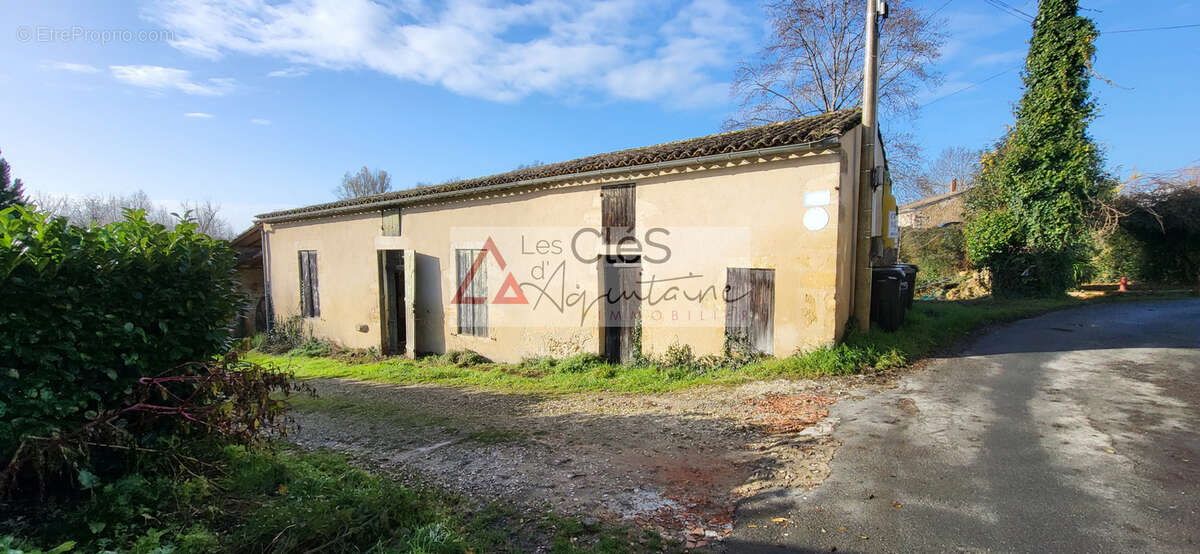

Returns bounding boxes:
[965,0,1105,296]
[0,149,27,210]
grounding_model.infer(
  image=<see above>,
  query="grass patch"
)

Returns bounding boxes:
[249,292,1193,394]
[1,445,674,553]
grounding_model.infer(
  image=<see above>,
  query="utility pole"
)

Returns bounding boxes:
[853,0,883,332]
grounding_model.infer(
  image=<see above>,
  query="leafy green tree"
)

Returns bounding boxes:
[0,149,27,210]
[965,0,1105,296]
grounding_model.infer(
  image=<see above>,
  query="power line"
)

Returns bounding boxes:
[920,67,1016,109]
[930,0,958,17]
[991,0,1035,19]
[1102,23,1200,34]
[980,0,1033,22]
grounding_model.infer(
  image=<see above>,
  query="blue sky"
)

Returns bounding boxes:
[2,0,1198,229]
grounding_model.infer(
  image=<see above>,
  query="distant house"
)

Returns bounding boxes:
[254,110,902,363]
[897,181,969,229]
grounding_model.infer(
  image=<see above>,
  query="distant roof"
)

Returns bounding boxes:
[229,223,261,247]
[257,109,862,223]
[898,187,971,212]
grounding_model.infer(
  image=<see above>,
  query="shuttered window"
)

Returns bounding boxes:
[298,250,320,317]
[601,184,635,245]
[455,249,488,337]
[381,208,401,236]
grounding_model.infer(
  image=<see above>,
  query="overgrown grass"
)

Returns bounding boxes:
[1,445,675,553]
[249,292,1193,394]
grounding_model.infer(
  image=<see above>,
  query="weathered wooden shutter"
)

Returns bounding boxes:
[456,250,471,334]
[724,268,775,354]
[298,251,310,316]
[381,208,401,236]
[601,184,635,245]
[308,252,320,317]
[455,249,487,336]
[299,251,320,317]
[601,256,641,364]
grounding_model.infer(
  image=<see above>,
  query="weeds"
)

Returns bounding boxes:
[1,446,671,553]
[250,294,1190,394]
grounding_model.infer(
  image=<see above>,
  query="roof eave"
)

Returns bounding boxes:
[256,135,843,224]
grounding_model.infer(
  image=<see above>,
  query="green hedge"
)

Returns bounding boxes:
[0,206,241,458]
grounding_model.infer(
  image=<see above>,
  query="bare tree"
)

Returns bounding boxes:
[911,146,982,200]
[179,199,234,239]
[334,166,392,200]
[727,0,945,197]
[30,190,234,239]
[729,0,944,124]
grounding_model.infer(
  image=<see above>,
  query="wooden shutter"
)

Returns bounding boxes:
[381,208,401,236]
[456,250,471,334]
[299,251,320,317]
[601,184,635,245]
[725,268,774,354]
[456,249,487,336]
[298,251,310,317]
[308,252,320,317]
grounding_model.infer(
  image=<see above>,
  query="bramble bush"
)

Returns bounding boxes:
[1093,178,1200,285]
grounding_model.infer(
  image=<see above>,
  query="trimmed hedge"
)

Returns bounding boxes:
[0,207,241,459]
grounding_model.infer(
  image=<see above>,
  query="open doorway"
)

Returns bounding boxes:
[378,250,406,355]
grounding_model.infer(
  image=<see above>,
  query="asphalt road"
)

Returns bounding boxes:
[729,299,1200,553]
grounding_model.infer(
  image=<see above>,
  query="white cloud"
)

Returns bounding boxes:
[184,112,215,118]
[109,65,236,96]
[250,118,271,125]
[43,61,101,74]
[266,66,309,78]
[145,0,752,106]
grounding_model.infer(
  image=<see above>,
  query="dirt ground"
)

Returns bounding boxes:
[286,374,892,548]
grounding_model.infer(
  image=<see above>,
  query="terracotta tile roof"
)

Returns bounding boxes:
[257,109,860,222]
[898,187,971,212]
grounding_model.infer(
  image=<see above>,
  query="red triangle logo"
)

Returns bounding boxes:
[492,272,529,305]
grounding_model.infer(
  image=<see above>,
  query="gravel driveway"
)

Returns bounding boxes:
[286,373,889,546]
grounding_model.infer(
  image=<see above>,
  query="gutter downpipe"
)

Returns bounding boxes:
[853,0,882,333]
[256,137,841,223]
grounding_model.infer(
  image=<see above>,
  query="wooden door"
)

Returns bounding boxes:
[725,268,775,354]
[601,256,641,364]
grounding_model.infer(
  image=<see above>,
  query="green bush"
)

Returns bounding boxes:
[1093,183,1200,285]
[258,315,306,353]
[287,337,334,358]
[899,224,968,283]
[554,352,605,374]
[434,349,490,367]
[660,343,696,369]
[0,206,241,461]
